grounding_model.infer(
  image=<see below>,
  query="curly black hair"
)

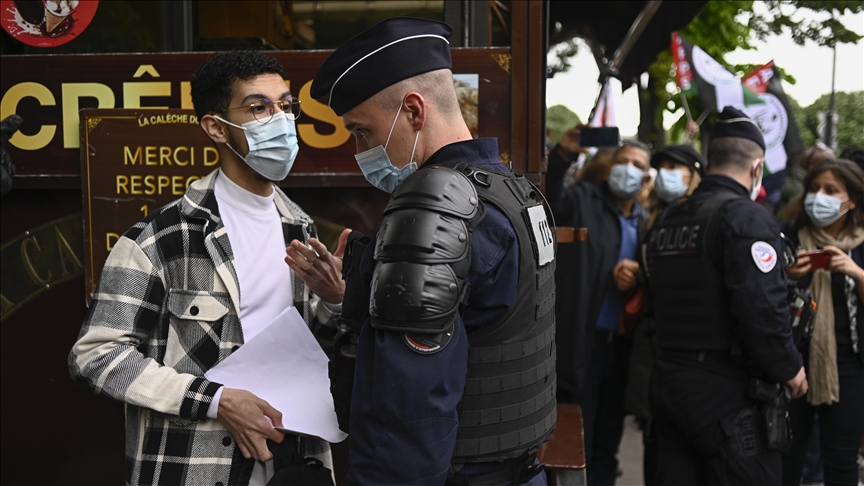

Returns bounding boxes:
[190,50,285,120]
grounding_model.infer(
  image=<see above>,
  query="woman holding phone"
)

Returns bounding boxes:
[782,158,864,486]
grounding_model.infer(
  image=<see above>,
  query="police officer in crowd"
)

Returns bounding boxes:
[645,107,808,485]
[290,17,557,485]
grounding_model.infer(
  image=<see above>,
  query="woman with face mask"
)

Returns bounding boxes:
[645,145,705,228]
[781,158,864,486]
[624,144,705,486]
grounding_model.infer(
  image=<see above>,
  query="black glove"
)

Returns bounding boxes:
[1,114,24,196]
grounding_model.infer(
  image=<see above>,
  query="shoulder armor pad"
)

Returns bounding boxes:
[386,166,479,219]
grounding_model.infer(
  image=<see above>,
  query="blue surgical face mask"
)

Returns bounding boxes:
[608,163,645,199]
[804,192,849,228]
[355,102,419,194]
[654,168,689,203]
[215,111,299,181]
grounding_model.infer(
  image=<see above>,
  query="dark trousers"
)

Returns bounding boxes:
[578,330,631,486]
[782,354,864,486]
[649,358,782,486]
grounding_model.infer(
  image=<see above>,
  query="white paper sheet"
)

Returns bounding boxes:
[205,306,348,443]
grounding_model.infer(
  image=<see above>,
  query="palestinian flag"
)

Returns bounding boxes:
[672,32,763,113]
[741,61,806,174]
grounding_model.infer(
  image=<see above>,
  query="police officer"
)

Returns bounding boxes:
[290,18,556,485]
[645,107,808,485]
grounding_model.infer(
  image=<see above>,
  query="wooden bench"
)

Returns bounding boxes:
[538,404,586,486]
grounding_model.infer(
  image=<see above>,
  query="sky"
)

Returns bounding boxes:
[545,6,864,137]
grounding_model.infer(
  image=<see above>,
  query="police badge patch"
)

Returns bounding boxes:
[751,241,778,273]
[402,328,453,355]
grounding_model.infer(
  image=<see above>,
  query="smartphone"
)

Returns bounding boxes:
[800,249,832,270]
[579,126,620,147]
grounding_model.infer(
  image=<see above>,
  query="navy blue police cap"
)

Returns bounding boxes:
[310,17,453,116]
[711,106,766,152]
[651,144,706,176]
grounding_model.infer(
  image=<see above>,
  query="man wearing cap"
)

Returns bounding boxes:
[644,106,807,485]
[297,17,556,485]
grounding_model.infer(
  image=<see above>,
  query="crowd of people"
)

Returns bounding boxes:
[548,112,864,486]
[59,12,864,486]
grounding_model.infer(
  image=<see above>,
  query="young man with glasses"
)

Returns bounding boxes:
[69,50,343,486]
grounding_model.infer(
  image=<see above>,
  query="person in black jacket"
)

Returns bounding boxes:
[646,107,807,485]
[547,128,650,486]
[782,158,864,486]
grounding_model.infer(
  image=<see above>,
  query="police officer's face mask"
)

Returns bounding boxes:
[214,111,299,181]
[804,192,850,228]
[608,163,645,199]
[355,102,419,194]
[654,168,689,203]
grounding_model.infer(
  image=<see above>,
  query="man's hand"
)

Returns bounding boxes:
[285,228,351,304]
[556,125,587,159]
[217,388,285,461]
[613,258,640,291]
[786,367,808,399]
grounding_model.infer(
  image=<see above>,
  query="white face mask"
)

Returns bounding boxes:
[214,111,299,181]
[654,168,689,203]
[608,163,645,199]
[354,101,419,194]
[750,158,763,201]
[804,192,850,228]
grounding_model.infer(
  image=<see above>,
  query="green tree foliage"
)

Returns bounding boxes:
[789,91,864,149]
[546,104,581,145]
[645,0,863,148]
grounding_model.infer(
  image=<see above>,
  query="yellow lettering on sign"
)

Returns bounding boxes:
[297,80,351,149]
[180,81,193,110]
[106,233,120,251]
[145,146,157,165]
[0,82,57,151]
[62,83,115,149]
[21,236,52,285]
[129,175,143,194]
[56,227,83,277]
[159,146,172,166]
[123,82,171,109]
[117,175,129,194]
[174,146,190,166]
[203,147,219,166]
[140,204,148,216]
[124,146,142,165]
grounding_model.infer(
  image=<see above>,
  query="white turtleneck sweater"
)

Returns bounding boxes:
[209,170,294,484]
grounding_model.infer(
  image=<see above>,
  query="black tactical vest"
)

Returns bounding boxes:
[367,165,556,464]
[452,166,557,464]
[646,192,741,352]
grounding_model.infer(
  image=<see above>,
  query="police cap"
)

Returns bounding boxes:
[711,106,766,152]
[651,144,706,176]
[310,17,453,116]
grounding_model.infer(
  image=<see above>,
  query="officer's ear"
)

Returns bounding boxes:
[403,92,427,132]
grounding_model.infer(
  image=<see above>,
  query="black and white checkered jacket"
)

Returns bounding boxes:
[69,169,336,486]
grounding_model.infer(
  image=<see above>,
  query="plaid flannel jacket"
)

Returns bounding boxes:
[69,169,335,486]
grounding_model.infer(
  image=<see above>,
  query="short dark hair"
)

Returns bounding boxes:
[794,158,864,232]
[614,138,652,160]
[707,137,763,172]
[190,51,285,120]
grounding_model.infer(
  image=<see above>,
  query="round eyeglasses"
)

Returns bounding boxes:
[224,97,302,124]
